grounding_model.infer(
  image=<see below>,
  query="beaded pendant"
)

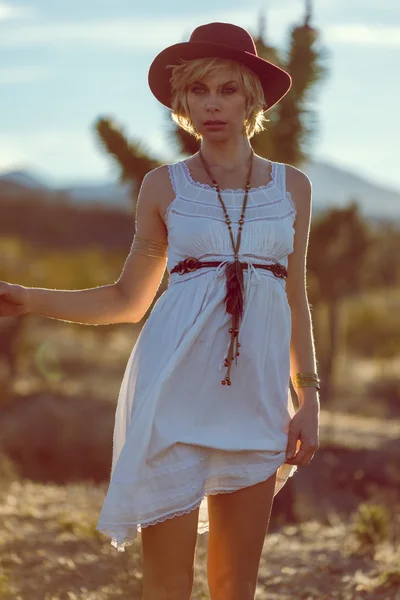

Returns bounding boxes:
[198,148,254,386]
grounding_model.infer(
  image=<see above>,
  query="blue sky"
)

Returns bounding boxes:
[1,0,399,191]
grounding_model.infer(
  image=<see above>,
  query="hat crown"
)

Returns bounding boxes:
[148,21,292,112]
[189,22,258,56]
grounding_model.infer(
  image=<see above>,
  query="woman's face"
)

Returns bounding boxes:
[186,66,248,140]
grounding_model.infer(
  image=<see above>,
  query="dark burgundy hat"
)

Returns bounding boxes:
[148,22,292,112]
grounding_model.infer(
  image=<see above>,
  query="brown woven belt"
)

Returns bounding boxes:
[170,257,288,385]
[171,257,288,278]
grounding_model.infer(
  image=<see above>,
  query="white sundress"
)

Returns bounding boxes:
[96,158,298,551]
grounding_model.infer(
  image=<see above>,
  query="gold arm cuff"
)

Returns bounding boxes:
[294,381,320,391]
[294,371,319,379]
[292,372,320,391]
[129,236,168,258]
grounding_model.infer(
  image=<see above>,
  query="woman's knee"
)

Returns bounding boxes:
[141,507,199,600]
[209,575,256,600]
[142,570,195,600]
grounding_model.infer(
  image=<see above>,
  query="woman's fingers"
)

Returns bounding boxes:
[285,404,320,466]
[285,428,299,460]
[286,438,319,466]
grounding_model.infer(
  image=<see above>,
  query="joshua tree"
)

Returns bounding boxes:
[307,202,372,402]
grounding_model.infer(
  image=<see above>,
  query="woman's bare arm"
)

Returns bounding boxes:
[285,164,319,407]
[113,165,172,323]
[26,166,172,325]
[27,283,132,325]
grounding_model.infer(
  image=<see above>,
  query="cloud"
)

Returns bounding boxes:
[1,7,399,52]
[0,2,35,21]
[0,65,50,84]
[0,19,181,49]
[325,24,400,47]
[0,8,301,50]
[0,16,218,50]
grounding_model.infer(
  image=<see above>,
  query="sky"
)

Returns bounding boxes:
[1,0,399,191]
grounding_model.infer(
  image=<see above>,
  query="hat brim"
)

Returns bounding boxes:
[148,41,292,112]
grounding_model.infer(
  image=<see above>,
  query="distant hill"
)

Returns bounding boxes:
[0,170,49,190]
[301,161,400,220]
[57,180,133,208]
[0,171,133,211]
[1,160,400,222]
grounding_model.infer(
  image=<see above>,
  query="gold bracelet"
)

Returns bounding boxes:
[129,236,168,258]
[293,372,321,391]
[293,375,320,385]
[294,381,320,391]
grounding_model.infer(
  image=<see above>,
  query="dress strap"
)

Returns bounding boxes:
[167,163,178,197]
[273,162,287,196]
[167,161,195,200]
[275,161,297,218]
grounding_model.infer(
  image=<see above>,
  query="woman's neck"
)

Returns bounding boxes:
[199,137,253,172]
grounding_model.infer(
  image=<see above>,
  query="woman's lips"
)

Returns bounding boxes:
[203,121,226,130]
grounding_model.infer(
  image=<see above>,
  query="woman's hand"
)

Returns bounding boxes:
[285,397,320,466]
[0,281,30,317]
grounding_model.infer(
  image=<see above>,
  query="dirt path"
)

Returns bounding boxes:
[0,479,399,600]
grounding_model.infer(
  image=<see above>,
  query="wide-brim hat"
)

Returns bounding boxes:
[148,22,292,113]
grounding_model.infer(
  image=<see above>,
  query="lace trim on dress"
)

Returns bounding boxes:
[167,163,178,197]
[98,461,297,552]
[165,165,178,226]
[169,194,285,210]
[100,488,238,550]
[115,459,288,505]
[105,458,297,516]
[145,452,208,478]
[198,251,280,262]
[286,191,297,218]
[181,159,277,194]
[164,162,295,225]
[169,208,295,223]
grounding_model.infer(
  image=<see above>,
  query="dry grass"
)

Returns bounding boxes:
[0,308,398,598]
[0,478,399,599]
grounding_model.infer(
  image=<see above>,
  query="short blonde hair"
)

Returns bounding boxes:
[168,57,269,140]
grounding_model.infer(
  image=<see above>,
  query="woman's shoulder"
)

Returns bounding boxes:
[281,163,312,219]
[280,162,311,189]
[141,162,181,219]
[144,159,186,186]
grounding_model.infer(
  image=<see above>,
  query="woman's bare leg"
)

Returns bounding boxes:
[207,472,277,600]
[141,505,200,600]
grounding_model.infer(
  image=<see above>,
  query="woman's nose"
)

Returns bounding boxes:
[205,101,221,112]
[204,93,221,109]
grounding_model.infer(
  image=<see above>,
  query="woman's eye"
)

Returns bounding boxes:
[190,86,236,94]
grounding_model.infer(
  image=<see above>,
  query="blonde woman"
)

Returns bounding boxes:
[0,22,320,600]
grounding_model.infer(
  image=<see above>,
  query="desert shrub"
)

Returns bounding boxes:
[351,502,390,549]
[344,302,400,360]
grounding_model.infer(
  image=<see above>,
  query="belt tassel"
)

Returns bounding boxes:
[170,257,288,386]
[222,260,244,386]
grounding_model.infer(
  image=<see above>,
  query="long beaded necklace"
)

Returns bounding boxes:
[198,147,255,386]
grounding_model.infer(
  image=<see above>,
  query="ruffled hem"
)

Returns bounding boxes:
[97,457,297,552]
[98,486,238,552]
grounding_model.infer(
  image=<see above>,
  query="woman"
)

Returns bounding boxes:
[0,22,320,600]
